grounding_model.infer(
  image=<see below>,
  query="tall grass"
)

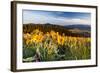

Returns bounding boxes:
[23,29,91,62]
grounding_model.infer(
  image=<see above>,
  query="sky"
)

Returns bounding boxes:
[23,10,91,26]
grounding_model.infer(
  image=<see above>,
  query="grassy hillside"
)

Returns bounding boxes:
[23,23,91,62]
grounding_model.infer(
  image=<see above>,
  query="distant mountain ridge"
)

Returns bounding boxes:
[64,24,91,31]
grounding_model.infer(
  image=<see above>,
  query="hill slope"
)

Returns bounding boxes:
[23,23,91,37]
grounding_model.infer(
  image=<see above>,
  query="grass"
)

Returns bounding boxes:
[23,29,91,62]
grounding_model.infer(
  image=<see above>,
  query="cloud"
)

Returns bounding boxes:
[23,10,91,25]
[48,17,91,25]
[63,18,91,25]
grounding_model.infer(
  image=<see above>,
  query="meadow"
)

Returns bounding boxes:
[23,24,91,62]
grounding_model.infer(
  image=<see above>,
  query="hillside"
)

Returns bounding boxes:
[23,23,91,37]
